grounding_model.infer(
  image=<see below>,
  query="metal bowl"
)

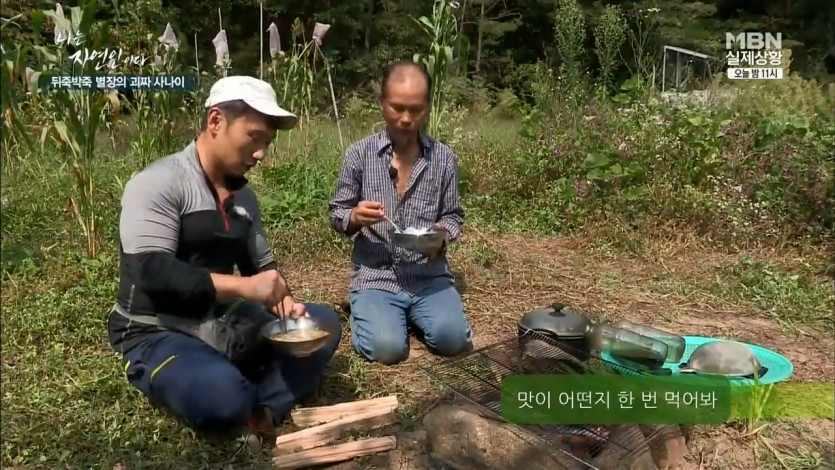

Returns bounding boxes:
[391,228,445,254]
[682,340,761,376]
[260,316,332,358]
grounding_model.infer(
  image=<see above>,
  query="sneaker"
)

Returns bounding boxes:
[241,406,275,455]
[242,432,263,455]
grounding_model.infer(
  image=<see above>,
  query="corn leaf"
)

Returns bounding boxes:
[31,10,45,42]
[41,11,73,38]
[77,1,99,40]
[53,120,82,158]
[32,46,59,64]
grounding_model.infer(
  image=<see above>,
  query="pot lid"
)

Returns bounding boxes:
[518,302,591,337]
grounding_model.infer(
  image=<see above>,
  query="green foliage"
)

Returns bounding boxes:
[3,0,832,249]
[265,26,316,129]
[553,0,587,106]
[258,162,335,230]
[594,5,628,94]
[413,0,460,137]
[622,6,661,87]
[34,1,116,258]
[713,255,834,330]
[458,62,834,244]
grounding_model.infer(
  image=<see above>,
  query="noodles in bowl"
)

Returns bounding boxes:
[270,328,329,343]
[261,316,333,357]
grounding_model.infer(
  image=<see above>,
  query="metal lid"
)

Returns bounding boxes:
[518,303,591,338]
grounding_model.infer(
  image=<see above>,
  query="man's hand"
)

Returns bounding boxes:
[427,224,450,261]
[349,200,386,227]
[272,296,308,319]
[241,270,290,307]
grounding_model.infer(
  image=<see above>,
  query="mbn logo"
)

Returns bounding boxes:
[725,32,782,50]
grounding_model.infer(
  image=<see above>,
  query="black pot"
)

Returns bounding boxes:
[517,302,592,361]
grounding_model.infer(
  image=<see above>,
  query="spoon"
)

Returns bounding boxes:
[382,213,402,233]
[276,301,288,334]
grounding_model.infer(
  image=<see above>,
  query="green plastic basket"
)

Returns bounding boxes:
[600,335,794,385]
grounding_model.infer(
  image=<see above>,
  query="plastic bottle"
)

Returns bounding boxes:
[612,320,686,363]
[588,324,669,366]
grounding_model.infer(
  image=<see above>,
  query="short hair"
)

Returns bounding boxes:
[200,100,281,131]
[381,60,432,102]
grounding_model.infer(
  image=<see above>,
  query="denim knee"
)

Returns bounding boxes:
[354,333,408,365]
[424,320,472,357]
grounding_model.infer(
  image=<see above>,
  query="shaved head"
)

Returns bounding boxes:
[381,61,431,102]
[379,61,432,145]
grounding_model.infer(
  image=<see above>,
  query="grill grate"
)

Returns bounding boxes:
[415,329,680,469]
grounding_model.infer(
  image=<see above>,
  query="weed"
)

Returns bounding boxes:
[594,5,628,95]
[713,256,834,331]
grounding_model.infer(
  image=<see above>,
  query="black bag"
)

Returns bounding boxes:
[199,299,277,369]
[114,299,278,373]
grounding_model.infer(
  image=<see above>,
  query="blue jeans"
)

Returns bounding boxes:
[120,303,341,433]
[349,281,473,365]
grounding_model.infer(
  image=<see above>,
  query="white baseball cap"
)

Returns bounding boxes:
[204,75,298,130]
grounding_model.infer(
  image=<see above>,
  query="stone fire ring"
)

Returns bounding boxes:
[423,403,688,470]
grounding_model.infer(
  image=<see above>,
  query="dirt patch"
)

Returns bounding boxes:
[682,419,835,470]
[684,426,761,470]
[280,234,834,469]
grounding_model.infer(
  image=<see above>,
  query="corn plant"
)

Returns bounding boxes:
[311,22,343,149]
[35,1,115,258]
[413,0,460,138]
[0,15,38,162]
[266,18,314,129]
[128,28,185,164]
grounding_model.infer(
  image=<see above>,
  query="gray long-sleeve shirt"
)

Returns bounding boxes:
[328,130,464,295]
[108,141,277,353]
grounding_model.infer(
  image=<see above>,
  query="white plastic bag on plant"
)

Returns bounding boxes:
[53,4,67,45]
[25,67,41,93]
[312,22,330,47]
[212,30,229,66]
[267,22,282,57]
[158,23,178,52]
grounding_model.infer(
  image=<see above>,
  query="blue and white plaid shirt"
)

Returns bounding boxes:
[329,129,464,295]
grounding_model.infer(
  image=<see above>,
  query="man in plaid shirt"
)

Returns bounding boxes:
[329,61,473,365]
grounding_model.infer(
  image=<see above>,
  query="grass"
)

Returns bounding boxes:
[2,82,834,468]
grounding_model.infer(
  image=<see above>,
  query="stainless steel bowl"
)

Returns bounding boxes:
[260,316,332,358]
[681,340,761,376]
[391,228,445,254]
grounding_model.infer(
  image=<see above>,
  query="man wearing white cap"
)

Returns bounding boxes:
[108,76,342,448]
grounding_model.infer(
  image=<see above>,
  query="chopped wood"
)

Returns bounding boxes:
[273,436,397,469]
[290,395,399,427]
[275,408,398,454]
